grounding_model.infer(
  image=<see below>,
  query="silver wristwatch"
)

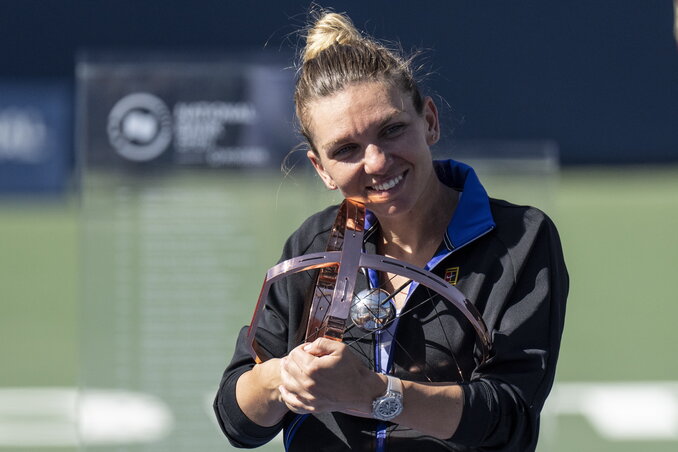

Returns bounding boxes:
[372,375,403,421]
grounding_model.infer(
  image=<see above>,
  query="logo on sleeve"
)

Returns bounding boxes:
[443,267,459,285]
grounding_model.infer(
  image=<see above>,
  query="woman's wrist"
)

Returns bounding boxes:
[236,359,288,426]
[342,370,388,417]
[256,358,286,405]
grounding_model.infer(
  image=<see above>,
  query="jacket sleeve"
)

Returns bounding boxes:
[213,326,287,448]
[450,210,569,451]
[213,207,335,448]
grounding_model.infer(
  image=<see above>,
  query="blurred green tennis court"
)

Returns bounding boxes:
[1,165,677,451]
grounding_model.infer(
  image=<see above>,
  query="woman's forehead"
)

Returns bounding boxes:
[305,82,414,144]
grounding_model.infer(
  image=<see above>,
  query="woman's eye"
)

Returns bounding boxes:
[383,124,405,137]
[332,144,357,159]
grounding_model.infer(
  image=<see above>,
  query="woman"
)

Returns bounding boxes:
[215,11,568,452]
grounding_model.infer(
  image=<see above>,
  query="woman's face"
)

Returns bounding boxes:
[305,81,440,220]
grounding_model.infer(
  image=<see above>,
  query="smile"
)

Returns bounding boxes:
[370,173,404,192]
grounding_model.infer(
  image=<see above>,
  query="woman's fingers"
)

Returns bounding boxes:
[303,337,343,357]
[279,384,317,414]
[277,339,371,414]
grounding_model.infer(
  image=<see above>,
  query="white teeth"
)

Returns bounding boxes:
[372,174,403,191]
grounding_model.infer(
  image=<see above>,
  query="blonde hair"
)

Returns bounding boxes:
[295,10,423,150]
[302,13,362,62]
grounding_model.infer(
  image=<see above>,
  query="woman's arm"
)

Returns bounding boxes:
[278,337,465,439]
[234,358,289,427]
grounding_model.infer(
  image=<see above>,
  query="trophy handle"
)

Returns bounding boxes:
[305,199,365,342]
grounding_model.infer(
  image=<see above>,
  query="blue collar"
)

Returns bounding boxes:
[364,159,495,271]
[434,159,496,251]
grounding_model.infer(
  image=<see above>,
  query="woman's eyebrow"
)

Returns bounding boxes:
[377,110,404,129]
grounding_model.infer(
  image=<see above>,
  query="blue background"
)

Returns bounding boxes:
[0,0,676,173]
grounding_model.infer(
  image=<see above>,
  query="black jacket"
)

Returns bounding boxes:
[214,160,569,451]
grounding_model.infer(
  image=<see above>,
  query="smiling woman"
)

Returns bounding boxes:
[214,9,568,452]
[305,81,447,225]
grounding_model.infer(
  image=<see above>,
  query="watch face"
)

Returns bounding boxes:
[375,396,402,420]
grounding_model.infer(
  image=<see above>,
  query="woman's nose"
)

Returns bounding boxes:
[363,144,389,174]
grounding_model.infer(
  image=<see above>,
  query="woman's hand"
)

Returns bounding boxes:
[234,333,463,439]
[278,337,385,416]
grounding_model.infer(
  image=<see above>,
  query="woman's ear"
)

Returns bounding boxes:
[307,150,338,190]
[423,97,440,146]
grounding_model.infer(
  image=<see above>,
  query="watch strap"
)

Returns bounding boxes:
[371,374,404,421]
[386,374,402,396]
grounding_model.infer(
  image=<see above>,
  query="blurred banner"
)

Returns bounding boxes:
[77,53,325,452]
[0,81,72,194]
[78,54,297,171]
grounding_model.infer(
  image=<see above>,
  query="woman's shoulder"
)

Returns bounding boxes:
[487,197,568,292]
[488,198,562,250]
[489,198,554,228]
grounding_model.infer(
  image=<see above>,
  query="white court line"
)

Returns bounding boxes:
[0,387,173,447]
[543,381,678,440]
[2,382,677,447]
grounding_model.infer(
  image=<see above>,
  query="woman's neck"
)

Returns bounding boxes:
[377,179,458,267]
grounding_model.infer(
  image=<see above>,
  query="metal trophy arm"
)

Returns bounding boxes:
[246,251,341,362]
[246,199,493,364]
[246,250,492,363]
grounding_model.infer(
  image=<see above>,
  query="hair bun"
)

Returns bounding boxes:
[303,12,362,63]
